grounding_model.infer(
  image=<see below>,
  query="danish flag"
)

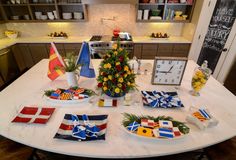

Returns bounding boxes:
[12,106,55,124]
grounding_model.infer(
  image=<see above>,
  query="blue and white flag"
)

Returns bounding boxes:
[76,42,96,78]
[127,121,140,132]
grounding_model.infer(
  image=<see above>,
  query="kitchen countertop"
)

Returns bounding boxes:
[0,59,236,158]
[0,36,191,50]
[133,36,191,43]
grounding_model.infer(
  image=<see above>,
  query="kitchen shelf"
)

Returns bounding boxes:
[0,0,88,22]
[57,3,82,5]
[139,3,165,5]
[166,3,193,5]
[1,4,29,6]
[136,0,195,23]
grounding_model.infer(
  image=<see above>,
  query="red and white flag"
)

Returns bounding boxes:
[47,42,65,80]
[12,106,55,124]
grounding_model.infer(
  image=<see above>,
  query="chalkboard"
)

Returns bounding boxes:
[197,0,236,73]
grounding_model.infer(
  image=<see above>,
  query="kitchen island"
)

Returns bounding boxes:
[0,59,235,158]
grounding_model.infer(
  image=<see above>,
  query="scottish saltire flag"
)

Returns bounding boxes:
[47,42,65,80]
[76,42,95,78]
[127,121,140,132]
[54,114,108,141]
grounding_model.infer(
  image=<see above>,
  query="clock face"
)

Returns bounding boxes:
[152,59,187,85]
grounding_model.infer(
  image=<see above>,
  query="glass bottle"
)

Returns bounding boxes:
[190,60,212,96]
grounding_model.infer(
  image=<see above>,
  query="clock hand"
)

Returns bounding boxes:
[157,71,168,73]
[167,65,174,73]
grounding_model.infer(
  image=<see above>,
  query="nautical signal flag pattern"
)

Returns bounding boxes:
[47,42,65,80]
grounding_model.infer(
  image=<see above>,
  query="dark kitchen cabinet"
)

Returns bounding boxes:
[157,44,173,57]
[172,44,191,57]
[11,45,27,72]
[12,44,34,70]
[141,44,158,59]
[28,44,48,64]
[0,75,4,88]
[133,44,142,59]
[64,43,82,56]
[54,43,65,57]
[133,43,191,59]
[47,43,82,57]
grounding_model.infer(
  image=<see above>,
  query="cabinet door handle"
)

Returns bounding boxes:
[222,48,228,52]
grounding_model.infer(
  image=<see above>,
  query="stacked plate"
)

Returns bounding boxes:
[62,13,72,20]
[73,12,83,19]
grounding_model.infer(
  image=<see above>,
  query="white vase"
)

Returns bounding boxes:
[66,72,79,87]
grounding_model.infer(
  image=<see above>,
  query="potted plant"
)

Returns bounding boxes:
[57,53,82,87]
[97,42,136,98]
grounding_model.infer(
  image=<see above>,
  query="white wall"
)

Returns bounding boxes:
[5,4,184,37]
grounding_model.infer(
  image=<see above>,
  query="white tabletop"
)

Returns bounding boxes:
[0,59,236,158]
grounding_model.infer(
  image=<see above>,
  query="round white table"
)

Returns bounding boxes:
[0,59,236,158]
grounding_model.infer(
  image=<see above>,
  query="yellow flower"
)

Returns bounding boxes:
[103,86,108,91]
[103,77,108,81]
[127,71,131,75]
[119,48,123,51]
[100,72,104,75]
[115,73,119,77]
[107,63,111,69]
[115,88,120,93]
[118,77,124,83]
[116,62,120,65]
[118,83,122,88]
[103,64,107,68]
[124,74,127,78]
[131,83,135,86]
[108,75,113,80]
[112,44,118,50]
[114,51,118,55]
[124,65,129,71]
[127,82,131,86]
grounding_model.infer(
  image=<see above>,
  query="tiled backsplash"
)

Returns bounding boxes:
[0,24,6,39]
[5,4,184,37]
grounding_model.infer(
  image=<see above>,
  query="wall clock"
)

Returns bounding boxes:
[151,57,187,85]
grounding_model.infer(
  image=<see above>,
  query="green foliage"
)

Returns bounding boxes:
[63,53,82,72]
[97,42,136,96]
[122,113,190,134]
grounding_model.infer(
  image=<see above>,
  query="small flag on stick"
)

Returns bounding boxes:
[47,42,65,80]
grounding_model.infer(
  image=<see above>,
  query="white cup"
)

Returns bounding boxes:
[53,10,58,19]
[47,12,54,20]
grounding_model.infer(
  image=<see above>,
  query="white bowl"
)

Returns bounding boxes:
[41,15,48,20]
[62,13,72,19]
[6,33,18,39]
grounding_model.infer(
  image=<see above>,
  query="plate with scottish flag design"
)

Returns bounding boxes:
[54,114,108,141]
[141,91,184,108]
[122,113,190,140]
[44,87,96,104]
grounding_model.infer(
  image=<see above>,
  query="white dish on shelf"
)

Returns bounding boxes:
[62,13,72,19]
[41,15,48,20]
